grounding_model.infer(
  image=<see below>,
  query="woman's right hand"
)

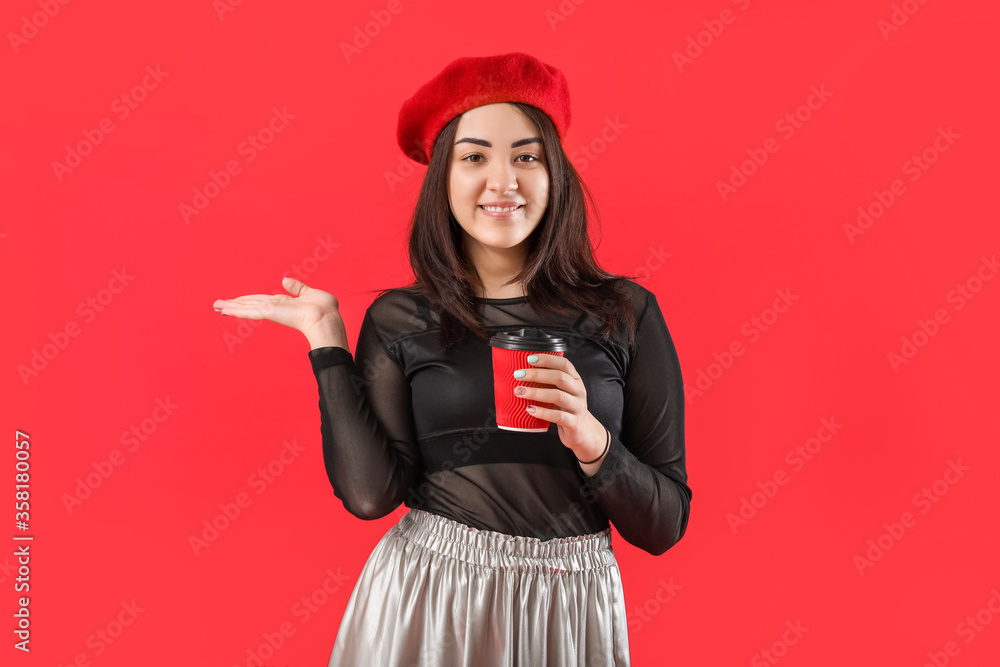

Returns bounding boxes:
[212,276,351,352]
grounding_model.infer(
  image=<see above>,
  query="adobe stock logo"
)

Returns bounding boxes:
[55,600,145,666]
[671,0,753,72]
[684,288,799,405]
[61,396,179,514]
[7,0,72,54]
[213,0,246,20]
[843,126,960,244]
[727,416,844,534]
[232,567,351,667]
[852,459,970,576]
[51,65,170,182]
[627,577,683,634]
[569,117,628,173]
[716,85,833,202]
[877,0,932,41]
[188,438,307,556]
[544,0,588,31]
[339,0,416,63]
[750,620,809,667]
[18,267,135,386]
[179,107,295,224]
[922,588,1000,667]
[887,254,997,373]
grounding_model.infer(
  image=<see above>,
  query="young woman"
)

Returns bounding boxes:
[213,52,691,667]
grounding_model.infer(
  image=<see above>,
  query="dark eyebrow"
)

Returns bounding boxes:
[454,137,543,149]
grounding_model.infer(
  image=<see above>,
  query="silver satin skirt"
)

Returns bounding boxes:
[328,508,631,666]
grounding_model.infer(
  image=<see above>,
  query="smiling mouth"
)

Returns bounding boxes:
[479,204,524,213]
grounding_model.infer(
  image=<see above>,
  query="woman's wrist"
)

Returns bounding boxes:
[307,334,349,352]
[304,314,350,352]
[577,428,609,461]
[575,418,611,476]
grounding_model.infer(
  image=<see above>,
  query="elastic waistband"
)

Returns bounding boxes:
[397,509,616,574]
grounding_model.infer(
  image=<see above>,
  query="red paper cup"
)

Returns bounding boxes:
[489,328,567,432]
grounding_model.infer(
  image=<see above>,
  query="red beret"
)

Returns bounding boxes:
[397,52,572,165]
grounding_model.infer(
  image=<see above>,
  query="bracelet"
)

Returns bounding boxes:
[576,426,611,465]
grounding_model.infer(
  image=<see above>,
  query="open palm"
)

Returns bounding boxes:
[213,276,346,345]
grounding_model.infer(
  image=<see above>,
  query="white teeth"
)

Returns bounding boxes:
[481,205,521,212]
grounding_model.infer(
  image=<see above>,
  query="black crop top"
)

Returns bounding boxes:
[307,280,691,556]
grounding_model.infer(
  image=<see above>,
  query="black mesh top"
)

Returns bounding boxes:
[307,280,691,556]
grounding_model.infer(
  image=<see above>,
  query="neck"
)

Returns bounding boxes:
[464,237,527,299]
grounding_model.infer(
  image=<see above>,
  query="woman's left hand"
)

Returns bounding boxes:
[514,353,608,465]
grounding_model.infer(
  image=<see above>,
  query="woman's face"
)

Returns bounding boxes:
[447,103,550,260]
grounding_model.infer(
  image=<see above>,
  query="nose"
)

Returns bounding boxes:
[486,159,517,194]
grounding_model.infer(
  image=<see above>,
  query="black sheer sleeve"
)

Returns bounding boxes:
[577,291,692,556]
[307,309,422,520]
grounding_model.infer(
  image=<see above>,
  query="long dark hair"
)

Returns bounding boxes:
[370,102,639,353]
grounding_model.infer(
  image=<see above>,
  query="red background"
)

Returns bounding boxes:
[3,0,999,665]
